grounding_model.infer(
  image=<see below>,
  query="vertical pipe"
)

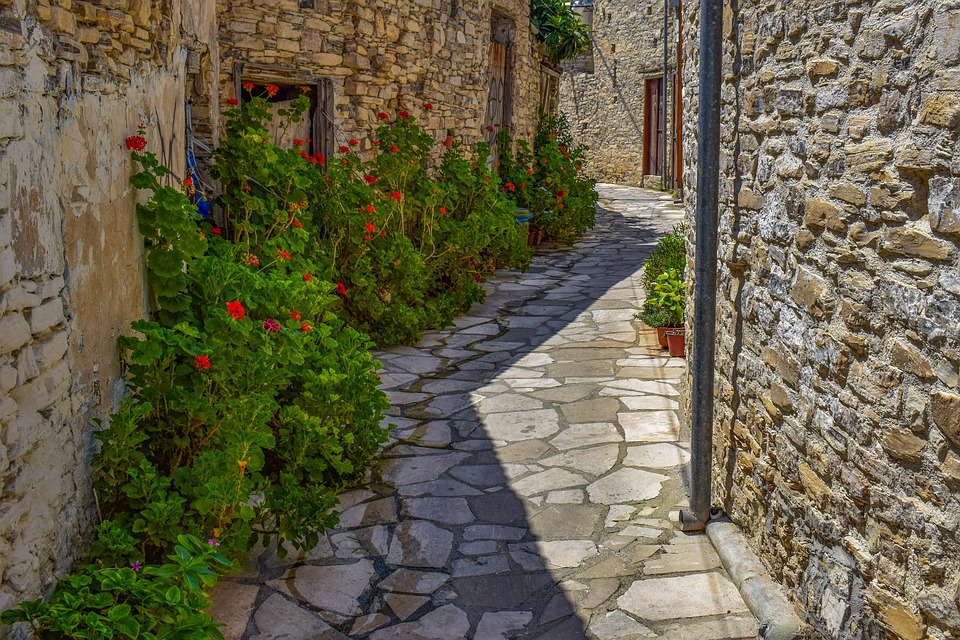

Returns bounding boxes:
[662,0,669,189]
[679,0,723,532]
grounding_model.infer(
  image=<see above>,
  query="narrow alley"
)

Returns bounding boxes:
[209,185,757,640]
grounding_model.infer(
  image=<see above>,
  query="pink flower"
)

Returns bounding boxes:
[130,561,142,572]
[207,539,220,547]
[263,318,281,333]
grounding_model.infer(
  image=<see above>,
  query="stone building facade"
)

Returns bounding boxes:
[558,0,682,189]
[214,0,545,158]
[0,0,551,628]
[0,0,218,625]
[681,1,960,638]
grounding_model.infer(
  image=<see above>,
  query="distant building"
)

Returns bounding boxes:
[558,0,683,190]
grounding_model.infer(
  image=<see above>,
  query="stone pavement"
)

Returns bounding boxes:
[209,184,758,639]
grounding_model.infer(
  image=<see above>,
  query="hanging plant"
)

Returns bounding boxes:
[531,0,593,65]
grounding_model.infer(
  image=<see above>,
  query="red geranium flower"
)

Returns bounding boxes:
[339,145,350,152]
[485,125,494,132]
[365,222,376,233]
[398,110,410,120]
[391,192,402,200]
[365,205,376,213]
[505,182,515,191]
[365,175,377,184]
[184,177,194,187]
[210,227,222,235]
[291,311,301,321]
[349,139,358,146]
[267,85,279,98]
[303,273,312,282]
[373,141,381,146]
[226,301,245,320]
[125,135,147,152]
[439,207,447,214]
[423,103,433,110]
[390,145,399,153]
[195,355,211,370]
[337,282,347,295]
[243,82,254,91]
[244,253,259,266]
[226,98,239,106]
[527,169,534,175]
[294,139,304,146]
[301,322,313,332]
[364,234,372,241]
[292,219,303,229]
[377,112,389,119]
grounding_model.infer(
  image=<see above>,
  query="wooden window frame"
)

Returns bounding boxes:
[233,62,335,164]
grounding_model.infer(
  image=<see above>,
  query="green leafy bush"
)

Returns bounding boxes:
[1,535,231,639]
[643,223,686,292]
[641,268,685,328]
[498,112,598,244]
[531,0,593,65]
[640,226,687,328]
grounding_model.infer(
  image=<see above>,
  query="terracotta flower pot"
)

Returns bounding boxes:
[656,327,669,349]
[666,328,686,357]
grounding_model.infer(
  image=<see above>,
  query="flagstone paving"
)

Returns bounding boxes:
[210,184,758,639]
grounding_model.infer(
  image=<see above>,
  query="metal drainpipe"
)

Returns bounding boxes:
[679,0,723,533]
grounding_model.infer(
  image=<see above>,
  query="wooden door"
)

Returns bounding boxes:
[486,42,513,162]
[644,77,664,177]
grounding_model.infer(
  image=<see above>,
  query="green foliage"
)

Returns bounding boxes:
[3,98,592,638]
[640,226,687,328]
[531,0,593,65]
[0,535,232,639]
[643,268,685,327]
[498,112,598,244]
[214,106,532,347]
[643,223,686,292]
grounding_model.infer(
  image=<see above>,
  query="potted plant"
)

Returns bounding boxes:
[641,268,685,355]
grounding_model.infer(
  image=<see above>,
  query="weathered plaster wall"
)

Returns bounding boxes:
[215,0,544,154]
[557,0,675,187]
[0,0,217,626]
[682,1,960,638]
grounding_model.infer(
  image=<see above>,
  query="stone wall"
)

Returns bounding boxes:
[557,0,677,188]
[0,0,217,628]
[215,0,546,155]
[681,1,960,638]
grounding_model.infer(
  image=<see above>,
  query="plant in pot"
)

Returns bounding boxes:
[641,268,685,355]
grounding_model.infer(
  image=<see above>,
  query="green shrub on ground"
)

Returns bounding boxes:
[640,224,687,328]
[497,112,598,244]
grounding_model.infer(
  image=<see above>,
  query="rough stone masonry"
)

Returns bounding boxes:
[0,0,550,632]
[681,1,960,638]
[558,0,678,189]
